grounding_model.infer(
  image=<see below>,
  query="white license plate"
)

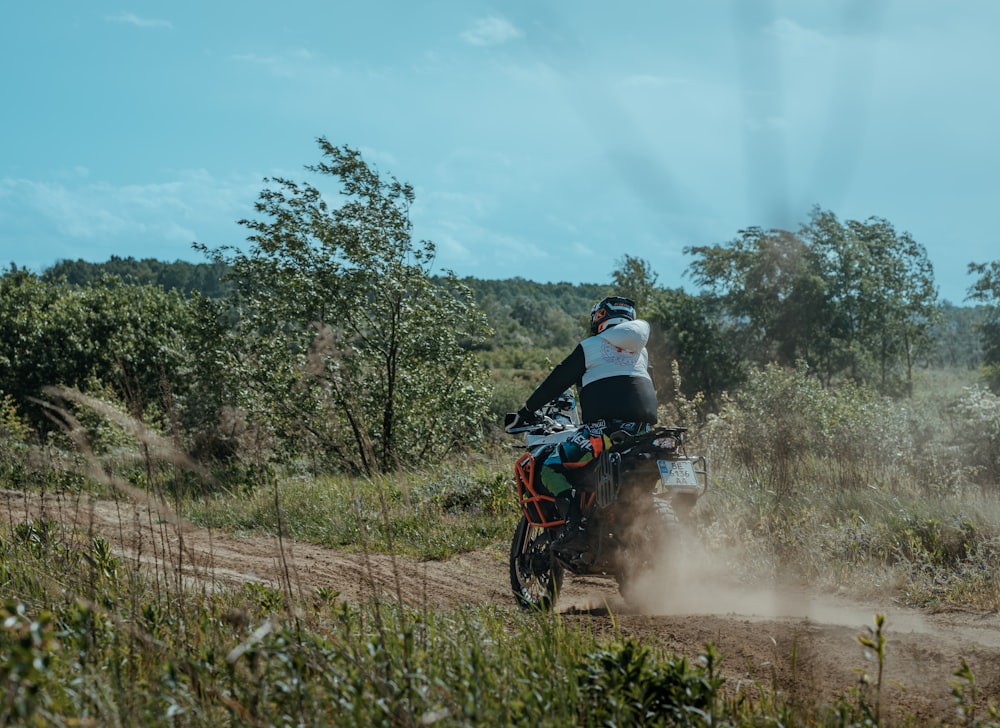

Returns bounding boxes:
[657,460,699,490]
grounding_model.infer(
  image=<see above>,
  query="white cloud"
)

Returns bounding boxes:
[106,13,173,30]
[230,48,333,80]
[460,16,522,47]
[0,171,259,262]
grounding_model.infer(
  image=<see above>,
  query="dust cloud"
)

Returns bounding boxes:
[623,533,914,634]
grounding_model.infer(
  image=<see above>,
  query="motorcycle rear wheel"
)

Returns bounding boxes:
[509,515,563,610]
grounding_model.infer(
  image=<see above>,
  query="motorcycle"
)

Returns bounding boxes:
[505,394,708,610]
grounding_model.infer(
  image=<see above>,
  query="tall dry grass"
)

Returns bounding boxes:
[2,373,1000,723]
[693,364,1000,610]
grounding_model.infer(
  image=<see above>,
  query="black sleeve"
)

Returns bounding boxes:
[524,345,585,412]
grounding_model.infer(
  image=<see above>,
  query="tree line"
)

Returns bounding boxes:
[3,138,1000,477]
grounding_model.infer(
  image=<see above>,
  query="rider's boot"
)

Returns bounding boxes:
[553,490,588,553]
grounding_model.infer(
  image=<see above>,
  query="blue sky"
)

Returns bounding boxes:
[2,2,997,304]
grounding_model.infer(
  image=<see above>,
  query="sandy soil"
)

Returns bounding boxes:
[4,488,998,723]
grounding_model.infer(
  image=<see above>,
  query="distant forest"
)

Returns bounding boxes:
[39,256,608,351]
[38,254,986,373]
[42,256,233,299]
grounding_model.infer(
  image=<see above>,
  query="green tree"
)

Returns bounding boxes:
[968,260,1000,390]
[0,268,195,430]
[687,209,940,395]
[927,301,985,370]
[647,287,743,411]
[685,226,830,375]
[610,254,659,310]
[198,139,492,474]
[0,269,60,412]
[42,256,231,298]
[803,209,940,394]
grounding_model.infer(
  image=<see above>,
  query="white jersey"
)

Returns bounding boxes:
[580,319,652,387]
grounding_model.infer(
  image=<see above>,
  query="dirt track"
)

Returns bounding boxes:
[4,489,998,723]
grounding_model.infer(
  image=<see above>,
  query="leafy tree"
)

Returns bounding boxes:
[687,208,941,395]
[685,226,830,376]
[803,209,940,394]
[968,260,1000,389]
[506,293,581,350]
[197,139,492,475]
[0,269,62,413]
[43,256,231,298]
[927,302,985,370]
[610,254,659,310]
[461,277,605,350]
[647,287,743,411]
[0,268,194,429]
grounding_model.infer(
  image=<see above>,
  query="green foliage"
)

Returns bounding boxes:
[968,259,1000,391]
[0,393,31,487]
[408,468,511,516]
[577,639,723,725]
[42,255,232,298]
[186,465,517,560]
[647,288,743,410]
[691,362,1000,610]
[927,301,986,370]
[0,599,58,724]
[950,657,1000,726]
[462,277,605,356]
[952,385,1000,487]
[704,363,910,498]
[803,209,942,394]
[198,139,492,475]
[610,254,659,310]
[686,208,942,395]
[827,613,889,726]
[0,269,197,431]
[687,226,825,372]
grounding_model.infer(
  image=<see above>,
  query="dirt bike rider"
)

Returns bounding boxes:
[505,295,658,555]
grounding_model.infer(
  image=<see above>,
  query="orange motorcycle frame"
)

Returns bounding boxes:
[514,451,595,528]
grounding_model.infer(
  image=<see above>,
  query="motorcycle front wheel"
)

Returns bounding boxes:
[509,515,563,611]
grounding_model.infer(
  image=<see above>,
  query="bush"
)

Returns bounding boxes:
[703,363,913,497]
[952,385,1000,489]
[0,394,31,487]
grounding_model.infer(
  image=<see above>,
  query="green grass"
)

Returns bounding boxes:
[182,461,519,560]
[4,524,976,727]
[0,519,730,726]
[3,522,997,726]
[3,365,1000,723]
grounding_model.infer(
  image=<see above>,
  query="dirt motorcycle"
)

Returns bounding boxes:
[505,394,708,610]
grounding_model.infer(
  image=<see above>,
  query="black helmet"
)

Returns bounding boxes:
[590,295,636,335]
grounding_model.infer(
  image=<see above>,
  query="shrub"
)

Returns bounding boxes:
[952,385,1000,489]
[703,363,911,497]
[0,394,31,487]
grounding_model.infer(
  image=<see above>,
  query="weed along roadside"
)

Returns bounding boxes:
[2,241,1000,722]
[2,408,1000,725]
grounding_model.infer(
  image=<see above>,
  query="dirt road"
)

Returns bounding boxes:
[4,489,998,723]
